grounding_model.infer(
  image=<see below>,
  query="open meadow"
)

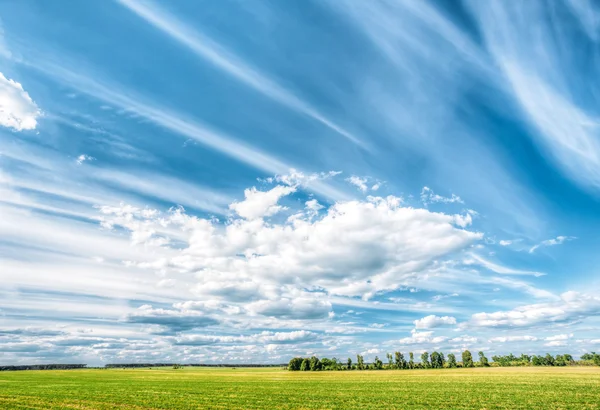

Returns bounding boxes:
[1,366,600,409]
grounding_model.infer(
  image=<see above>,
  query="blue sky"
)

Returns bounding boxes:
[1,0,600,365]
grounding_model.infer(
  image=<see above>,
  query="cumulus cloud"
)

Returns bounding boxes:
[468,292,600,328]
[529,236,576,253]
[395,330,448,345]
[102,184,482,305]
[125,304,219,333]
[0,72,41,131]
[247,297,332,320]
[544,333,573,347]
[345,175,383,193]
[414,315,457,329]
[229,185,296,219]
[449,335,478,344]
[347,176,368,192]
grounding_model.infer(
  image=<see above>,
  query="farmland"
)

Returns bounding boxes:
[1,366,600,409]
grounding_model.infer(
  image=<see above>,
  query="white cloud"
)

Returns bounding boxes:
[499,240,512,246]
[529,236,576,253]
[265,169,342,187]
[432,293,459,302]
[488,335,538,343]
[76,154,95,165]
[107,188,481,303]
[544,333,573,346]
[229,185,295,220]
[0,72,40,131]
[468,1,600,193]
[469,292,600,328]
[449,335,478,344]
[414,315,457,329]
[173,330,318,346]
[421,186,463,205]
[125,304,220,333]
[466,253,545,277]
[395,329,448,345]
[347,176,368,192]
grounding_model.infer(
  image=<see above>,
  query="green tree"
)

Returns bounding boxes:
[373,356,384,370]
[288,357,303,371]
[300,358,310,371]
[347,357,353,370]
[594,353,600,366]
[478,351,489,367]
[447,353,457,368]
[386,353,394,369]
[356,354,365,370]
[331,357,340,371]
[409,352,415,369]
[395,352,406,369]
[430,352,445,368]
[421,352,430,368]
[309,356,321,371]
[581,352,596,361]
[462,350,474,368]
[519,354,531,364]
[544,353,555,366]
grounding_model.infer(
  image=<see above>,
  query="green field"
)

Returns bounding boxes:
[1,366,600,409]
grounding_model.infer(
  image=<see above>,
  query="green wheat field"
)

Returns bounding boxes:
[1,366,600,409]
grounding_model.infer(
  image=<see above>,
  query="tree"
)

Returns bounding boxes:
[462,350,474,368]
[309,356,321,371]
[544,353,555,366]
[374,356,384,370]
[387,353,394,369]
[395,352,406,369]
[431,352,445,369]
[288,357,303,371]
[447,353,457,368]
[581,352,596,361]
[594,353,600,366]
[300,358,310,371]
[331,357,340,371]
[356,354,365,370]
[478,351,489,367]
[347,357,353,370]
[520,354,531,364]
[409,352,415,369]
[421,352,430,369]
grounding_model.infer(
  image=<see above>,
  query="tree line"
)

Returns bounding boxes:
[104,363,285,368]
[288,351,600,371]
[0,364,87,371]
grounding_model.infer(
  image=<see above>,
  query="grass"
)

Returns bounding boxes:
[1,366,599,409]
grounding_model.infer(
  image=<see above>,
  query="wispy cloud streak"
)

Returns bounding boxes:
[17,55,347,201]
[116,0,366,148]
